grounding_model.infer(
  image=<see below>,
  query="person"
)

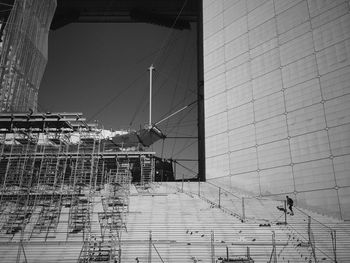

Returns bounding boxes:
[286,196,294,215]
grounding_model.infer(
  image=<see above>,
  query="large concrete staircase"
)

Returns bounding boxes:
[120,182,350,263]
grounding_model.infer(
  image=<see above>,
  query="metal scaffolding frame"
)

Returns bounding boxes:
[0,112,155,262]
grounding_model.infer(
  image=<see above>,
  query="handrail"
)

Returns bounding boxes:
[205,181,242,199]
[206,181,336,232]
[294,206,333,231]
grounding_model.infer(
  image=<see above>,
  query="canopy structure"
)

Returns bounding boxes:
[112,125,166,148]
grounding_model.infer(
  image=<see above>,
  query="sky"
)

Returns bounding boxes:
[39,22,198,179]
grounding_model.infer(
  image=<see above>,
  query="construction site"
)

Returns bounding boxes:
[1,0,350,262]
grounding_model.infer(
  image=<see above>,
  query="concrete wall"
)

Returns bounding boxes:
[203,0,350,220]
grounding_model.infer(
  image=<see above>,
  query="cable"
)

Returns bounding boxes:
[87,70,146,122]
[151,0,189,66]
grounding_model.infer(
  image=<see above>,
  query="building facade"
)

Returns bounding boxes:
[0,0,56,112]
[203,0,350,220]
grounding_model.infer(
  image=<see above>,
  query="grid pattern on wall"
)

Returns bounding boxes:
[0,0,56,113]
[203,0,350,220]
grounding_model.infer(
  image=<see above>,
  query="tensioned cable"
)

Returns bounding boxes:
[87,70,147,122]
[164,30,192,133]
[173,139,197,158]
[151,0,189,66]
[168,41,196,156]
[174,160,197,176]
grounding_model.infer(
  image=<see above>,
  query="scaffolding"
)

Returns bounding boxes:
[0,0,56,113]
[0,112,155,262]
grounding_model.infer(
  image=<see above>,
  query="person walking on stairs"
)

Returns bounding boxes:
[286,196,294,215]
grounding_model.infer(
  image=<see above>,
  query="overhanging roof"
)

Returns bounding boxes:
[51,0,199,30]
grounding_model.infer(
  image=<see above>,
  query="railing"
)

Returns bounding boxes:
[162,181,339,262]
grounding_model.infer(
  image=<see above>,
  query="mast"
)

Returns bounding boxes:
[148,65,155,128]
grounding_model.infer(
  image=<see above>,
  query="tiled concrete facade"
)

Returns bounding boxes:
[203,0,350,219]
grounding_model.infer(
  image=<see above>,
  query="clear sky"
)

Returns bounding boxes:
[39,22,198,179]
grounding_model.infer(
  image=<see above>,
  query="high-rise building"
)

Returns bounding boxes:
[203,0,350,220]
[0,0,56,112]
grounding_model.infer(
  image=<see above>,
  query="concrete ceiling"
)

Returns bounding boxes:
[51,0,199,30]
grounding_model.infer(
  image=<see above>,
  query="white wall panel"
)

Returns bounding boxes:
[203,0,223,23]
[206,154,230,178]
[297,189,340,218]
[229,147,258,174]
[205,64,225,81]
[256,115,288,145]
[203,0,218,9]
[333,155,350,187]
[279,22,311,45]
[254,91,285,122]
[252,69,282,99]
[282,55,318,88]
[205,73,226,99]
[280,32,314,66]
[250,38,278,59]
[227,103,254,130]
[248,0,274,29]
[223,0,246,27]
[249,18,277,48]
[204,46,225,72]
[225,52,250,72]
[320,66,350,100]
[224,16,247,43]
[224,0,241,9]
[205,92,227,117]
[251,48,280,78]
[226,82,252,108]
[204,13,223,39]
[274,0,303,14]
[230,171,260,194]
[313,14,350,51]
[260,166,294,194]
[293,159,335,191]
[307,0,346,18]
[225,62,250,88]
[225,34,248,61]
[204,30,224,55]
[311,2,348,29]
[285,78,322,112]
[324,94,350,127]
[329,123,350,156]
[228,124,255,151]
[316,39,350,75]
[290,130,330,163]
[206,132,229,157]
[205,111,228,137]
[276,1,309,34]
[247,0,269,12]
[338,187,350,220]
[258,139,291,169]
[287,103,326,136]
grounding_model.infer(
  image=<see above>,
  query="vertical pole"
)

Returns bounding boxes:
[197,0,205,182]
[308,216,317,262]
[284,200,287,224]
[182,173,184,192]
[272,231,277,263]
[148,230,152,263]
[242,197,245,222]
[211,231,215,263]
[198,177,200,196]
[149,65,155,128]
[332,230,337,263]
[218,187,221,208]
